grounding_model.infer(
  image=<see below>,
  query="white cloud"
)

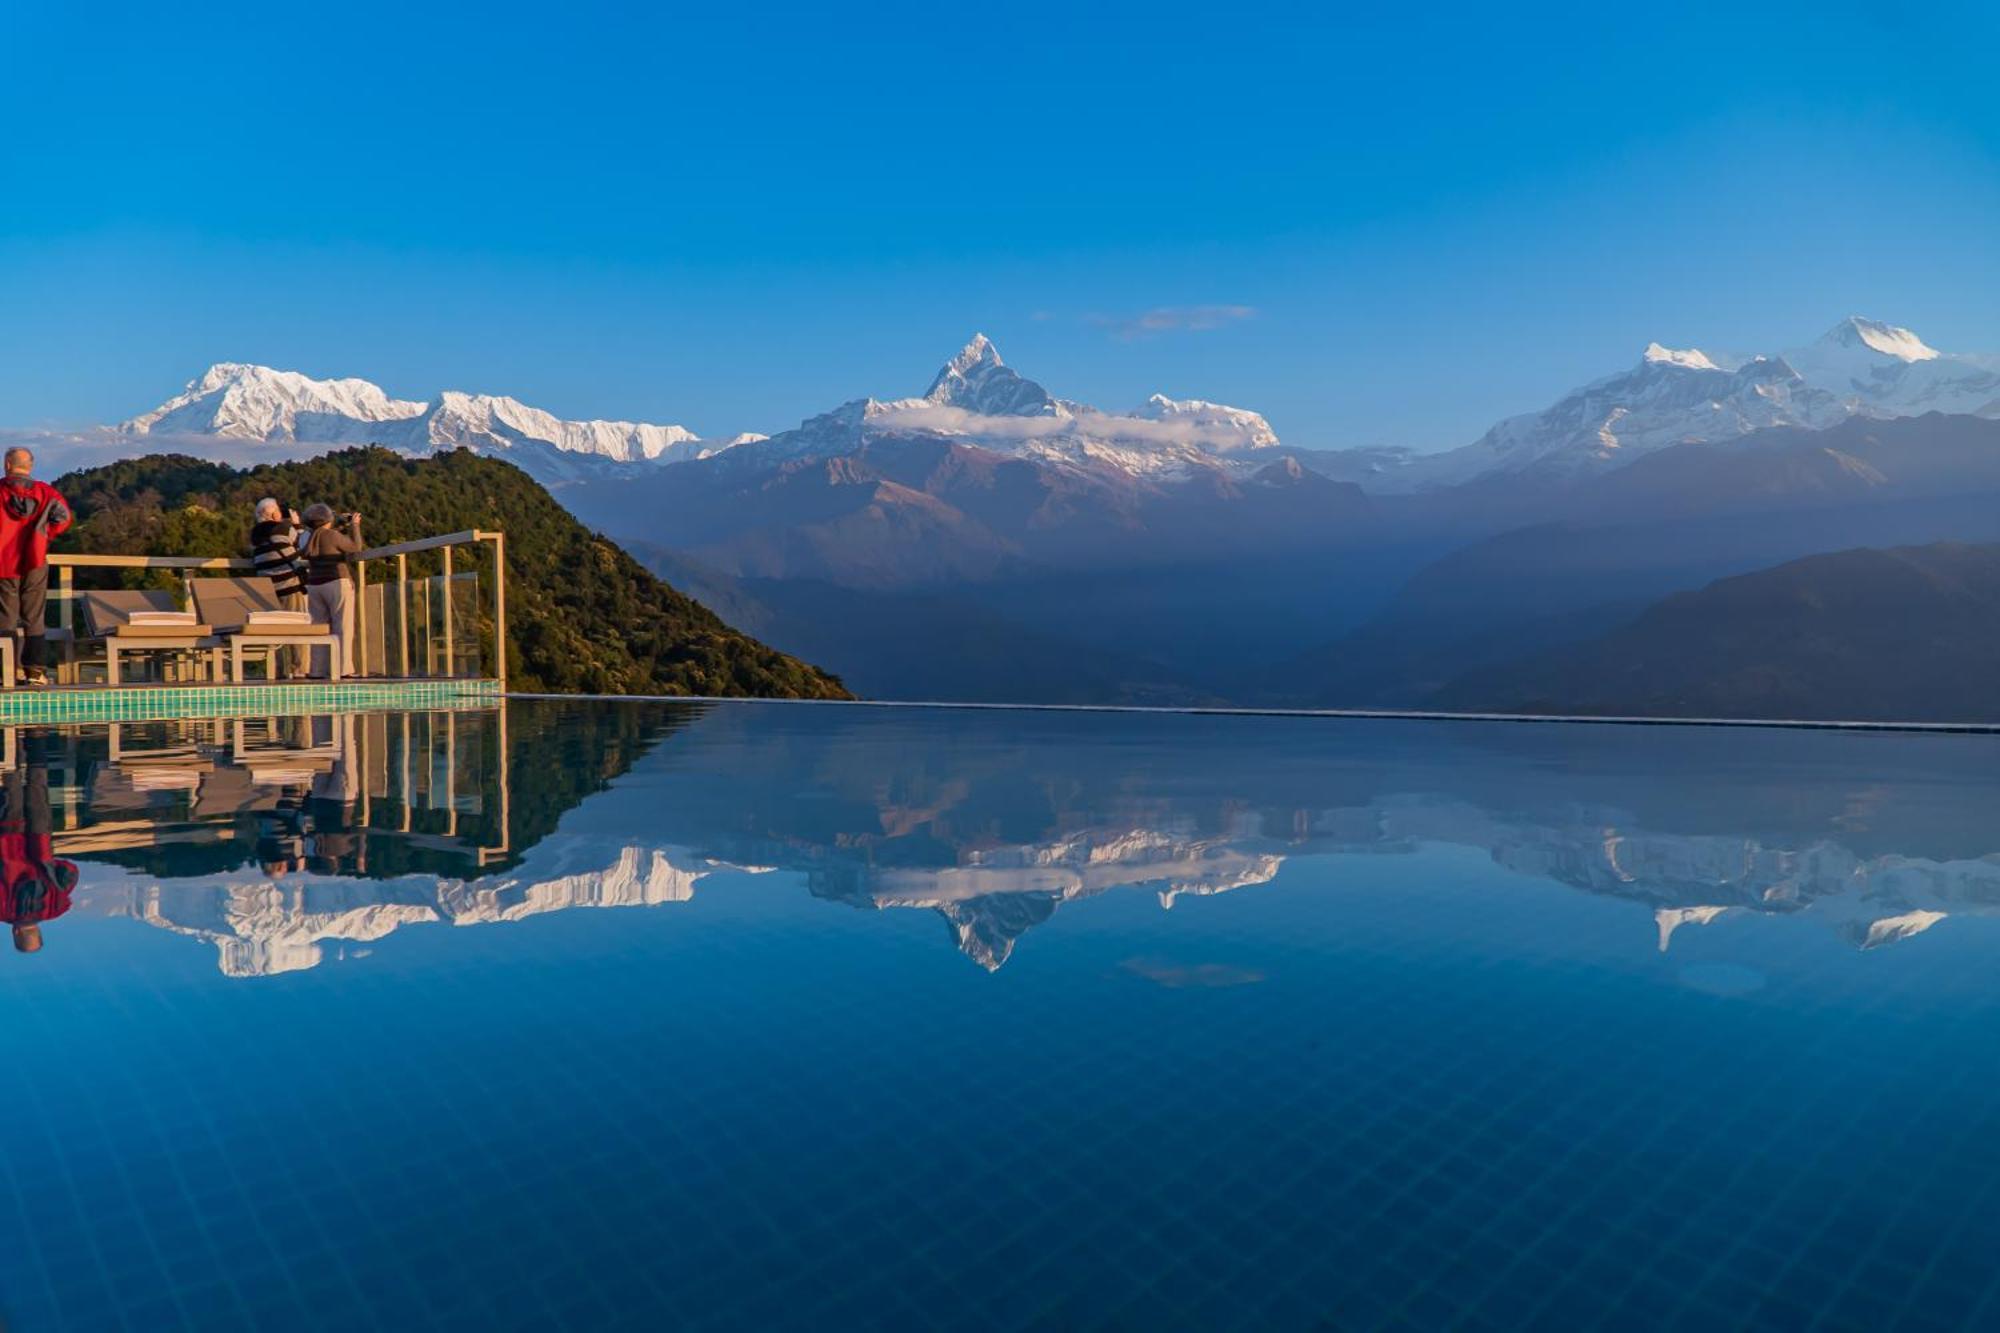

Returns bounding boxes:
[1089,304,1257,341]
[869,403,1261,453]
[0,426,327,480]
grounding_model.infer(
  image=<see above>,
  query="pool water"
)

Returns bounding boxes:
[3,701,1999,1330]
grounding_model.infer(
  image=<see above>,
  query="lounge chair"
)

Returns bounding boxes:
[188,578,334,682]
[79,590,223,686]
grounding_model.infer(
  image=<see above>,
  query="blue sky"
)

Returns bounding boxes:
[4,0,1997,451]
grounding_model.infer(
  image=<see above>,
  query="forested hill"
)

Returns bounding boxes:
[52,448,852,699]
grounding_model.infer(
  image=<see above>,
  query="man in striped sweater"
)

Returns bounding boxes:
[249,497,308,679]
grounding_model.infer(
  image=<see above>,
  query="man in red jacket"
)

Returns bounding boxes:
[0,758,74,953]
[0,448,73,688]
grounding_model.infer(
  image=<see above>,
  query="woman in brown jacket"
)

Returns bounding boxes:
[300,503,362,678]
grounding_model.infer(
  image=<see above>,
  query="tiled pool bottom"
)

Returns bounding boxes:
[5,700,2000,1330]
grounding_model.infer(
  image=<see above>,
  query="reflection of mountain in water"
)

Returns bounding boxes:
[1354,797,2000,953]
[807,827,1283,968]
[99,842,746,977]
[51,702,2000,973]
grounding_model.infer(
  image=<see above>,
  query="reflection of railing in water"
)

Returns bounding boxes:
[25,707,512,869]
[47,529,507,685]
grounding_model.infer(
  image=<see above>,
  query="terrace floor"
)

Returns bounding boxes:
[0,676,500,722]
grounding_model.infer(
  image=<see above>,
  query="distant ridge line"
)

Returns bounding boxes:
[503,694,2000,736]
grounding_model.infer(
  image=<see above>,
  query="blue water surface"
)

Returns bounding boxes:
[2,701,1998,1331]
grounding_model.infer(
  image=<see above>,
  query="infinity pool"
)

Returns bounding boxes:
[3,701,1998,1330]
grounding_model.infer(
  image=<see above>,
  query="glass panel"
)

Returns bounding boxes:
[447,569,483,679]
[358,572,392,676]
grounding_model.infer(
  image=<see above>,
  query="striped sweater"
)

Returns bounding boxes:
[249,520,304,598]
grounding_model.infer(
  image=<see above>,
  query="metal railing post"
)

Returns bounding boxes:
[491,533,506,687]
[354,556,367,678]
[396,552,409,678]
[440,544,454,678]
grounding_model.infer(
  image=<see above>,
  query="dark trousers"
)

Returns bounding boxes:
[0,566,49,671]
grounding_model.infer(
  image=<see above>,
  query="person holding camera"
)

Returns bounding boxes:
[299,504,362,678]
[249,497,308,678]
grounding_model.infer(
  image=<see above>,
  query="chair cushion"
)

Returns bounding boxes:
[110,625,214,639]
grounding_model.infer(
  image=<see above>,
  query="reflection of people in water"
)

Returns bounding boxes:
[0,758,77,953]
[255,789,310,877]
[305,714,363,875]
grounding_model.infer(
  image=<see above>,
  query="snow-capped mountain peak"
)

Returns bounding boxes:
[941,333,1000,376]
[732,337,1285,479]
[923,334,1066,417]
[428,391,703,463]
[1641,342,1721,371]
[1345,317,1998,493]
[121,362,745,483]
[1819,316,1938,363]
[1131,394,1280,450]
[124,363,427,440]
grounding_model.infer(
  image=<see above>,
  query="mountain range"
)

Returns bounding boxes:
[118,318,2000,494]
[104,317,2000,716]
[122,361,762,482]
[1326,316,2000,490]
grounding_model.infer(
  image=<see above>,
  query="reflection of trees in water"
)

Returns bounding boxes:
[497,700,704,858]
[37,701,701,884]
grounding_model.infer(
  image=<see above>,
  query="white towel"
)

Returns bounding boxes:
[129,769,201,791]
[250,767,317,786]
[246,610,312,626]
[128,610,197,625]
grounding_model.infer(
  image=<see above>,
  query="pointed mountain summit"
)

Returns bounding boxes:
[1641,342,1722,371]
[1817,316,1938,362]
[923,334,1066,417]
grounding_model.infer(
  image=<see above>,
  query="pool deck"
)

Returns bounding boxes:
[3,680,1988,734]
[0,677,500,722]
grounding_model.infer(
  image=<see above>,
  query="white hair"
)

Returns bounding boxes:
[255,497,282,520]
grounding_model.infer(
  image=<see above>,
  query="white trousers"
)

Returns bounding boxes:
[307,580,354,678]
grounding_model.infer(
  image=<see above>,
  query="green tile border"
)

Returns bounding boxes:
[0,679,499,723]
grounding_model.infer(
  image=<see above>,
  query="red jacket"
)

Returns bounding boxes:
[0,831,74,925]
[0,478,72,579]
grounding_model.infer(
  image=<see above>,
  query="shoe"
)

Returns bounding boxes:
[22,669,50,689]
